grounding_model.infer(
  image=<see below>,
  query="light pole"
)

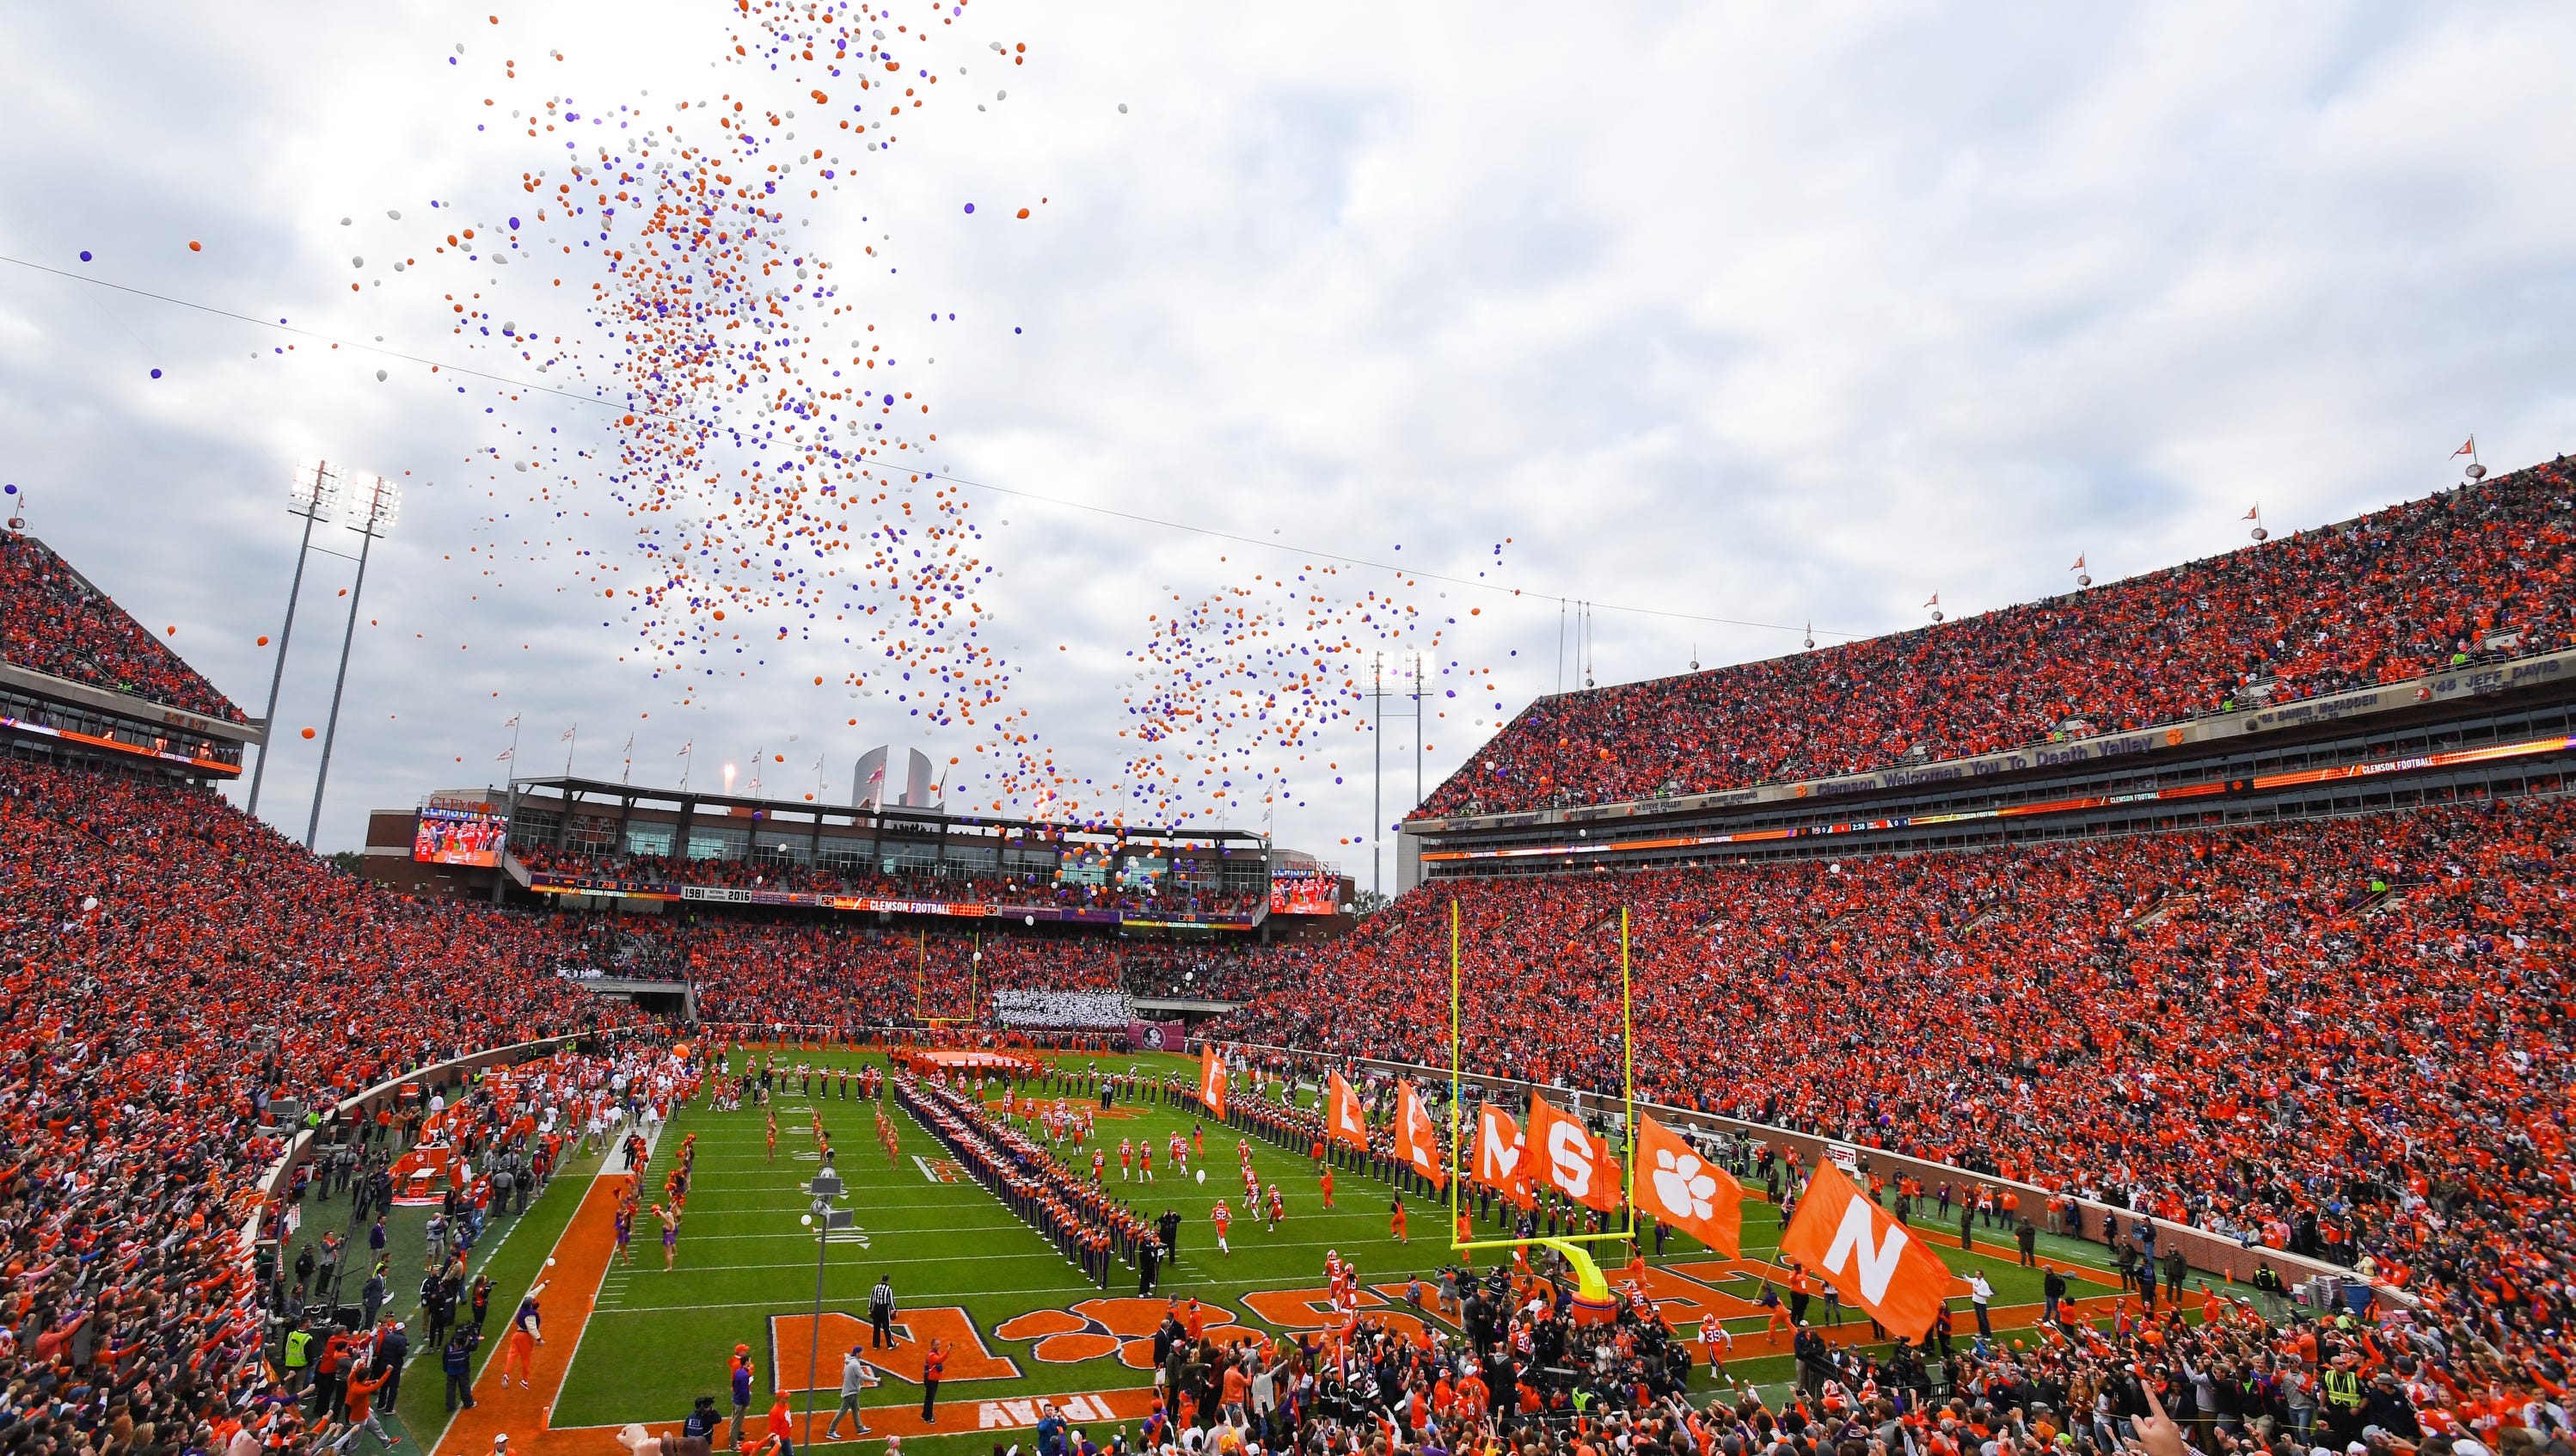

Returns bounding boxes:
[306,475,401,849]
[801,1170,854,1447]
[247,461,344,818]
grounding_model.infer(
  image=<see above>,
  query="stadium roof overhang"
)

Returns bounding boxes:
[0,658,262,745]
[502,773,1269,848]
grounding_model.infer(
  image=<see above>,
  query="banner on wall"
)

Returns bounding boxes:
[1127,1020,1181,1053]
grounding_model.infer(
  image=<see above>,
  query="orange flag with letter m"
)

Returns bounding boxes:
[1777,1160,1953,1342]
[1328,1071,1369,1150]
[1473,1104,1534,1206]
[1196,1047,1229,1121]
[1393,1080,1448,1189]
[1633,1112,1744,1256]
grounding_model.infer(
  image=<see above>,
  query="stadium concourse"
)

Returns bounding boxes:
[1,464,2573,1456]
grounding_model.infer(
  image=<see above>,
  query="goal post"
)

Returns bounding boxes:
[1447,898,1638,1314]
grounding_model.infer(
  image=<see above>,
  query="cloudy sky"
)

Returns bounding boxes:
[3,2,2573,878]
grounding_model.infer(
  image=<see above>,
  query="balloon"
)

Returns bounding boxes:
[301,728,316,739]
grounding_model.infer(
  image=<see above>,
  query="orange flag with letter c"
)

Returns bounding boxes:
[1328,1071,1369,1150]
[1631,1112,1744,1256]
[1776,1159,1953,1342]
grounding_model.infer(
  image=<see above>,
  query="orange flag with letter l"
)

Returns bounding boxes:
[1196,1047,1229,1121]
[1328,1071,1369,1150]
[1632,1112,1744,1256]
[1392,1080,1448,1189]
[1473,1104,1533,1205]
[1776,1159,1953,1342]
[1526,1094,1624,1213]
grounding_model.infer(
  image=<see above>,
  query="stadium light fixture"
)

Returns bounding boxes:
[245,461,346,819]
[305,475,402,850]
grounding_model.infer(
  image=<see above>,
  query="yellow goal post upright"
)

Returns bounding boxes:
[1445,898,1638,1313]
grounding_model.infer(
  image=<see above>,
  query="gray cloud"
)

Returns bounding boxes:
[2,1,2571,875]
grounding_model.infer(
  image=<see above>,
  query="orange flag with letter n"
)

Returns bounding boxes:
[1392,1080,1447,1189]
[1328,1071,1369,1150]
[1196,1046,1229,1120]
[1632,1112,1745,1256]
[1776,1159,1953,1342]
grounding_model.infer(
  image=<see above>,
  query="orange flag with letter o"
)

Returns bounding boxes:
[1197,1047,1229,1121]
[1328,1071,1369,1150]
[1392,1080,1447,1189]
[1632,1113,1744,1256]
[1776,1160,1953,1342]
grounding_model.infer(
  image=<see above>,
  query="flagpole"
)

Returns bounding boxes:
[1448,896,1461,1246]
[1622,905,1636,1239]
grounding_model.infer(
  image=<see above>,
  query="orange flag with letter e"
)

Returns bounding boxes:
[1776,1160,1953,1342]
[1474,1104,1534,1206]
[1197,1047,1229,1121]
[1392,1080,1448,1189]
[1526,1094,1623,1213]
[1328,1071,1369,1151]
[1632,1112,1744,1256]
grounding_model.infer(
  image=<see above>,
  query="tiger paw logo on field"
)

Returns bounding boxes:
[997,1298,1240,1367]
[1652,1148,1720,1219]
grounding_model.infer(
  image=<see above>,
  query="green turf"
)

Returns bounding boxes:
[512,1047,2137,1456]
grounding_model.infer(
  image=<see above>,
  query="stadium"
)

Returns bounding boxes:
[6,12,2574,1456]
[7,446,2573,1456]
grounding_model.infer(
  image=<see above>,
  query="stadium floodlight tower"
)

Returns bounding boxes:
[305,474,401,849]
[245,461,345,818]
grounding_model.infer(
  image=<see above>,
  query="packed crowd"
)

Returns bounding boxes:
[0,532,246,722]
[679,917,1125,1025]
[630,912,1288,1024]
[1420,457,2576,817]
[1226,796,2573,1262]
[0,753,645,1456]
[992,988,1138,1029]
[512,844,1265,919]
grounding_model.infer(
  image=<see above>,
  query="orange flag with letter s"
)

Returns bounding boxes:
[1526,1094,1623,1213]
[1328,1071,1369,1150]
[1392,1080,1447,1189]
[1632,1112,1744,1256]
[1473,1104,1533,1206]
[1776,1159,1953,1342]
[1196,1047,1229,1121]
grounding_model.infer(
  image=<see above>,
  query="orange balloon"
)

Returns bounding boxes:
[187,241,202,252]
[300,728,316,740]
[257,636,271,647]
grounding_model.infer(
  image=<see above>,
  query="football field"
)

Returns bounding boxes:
[421,1048,2132,1456]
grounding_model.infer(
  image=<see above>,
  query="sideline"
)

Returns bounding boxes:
[427,1123,665,1456]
